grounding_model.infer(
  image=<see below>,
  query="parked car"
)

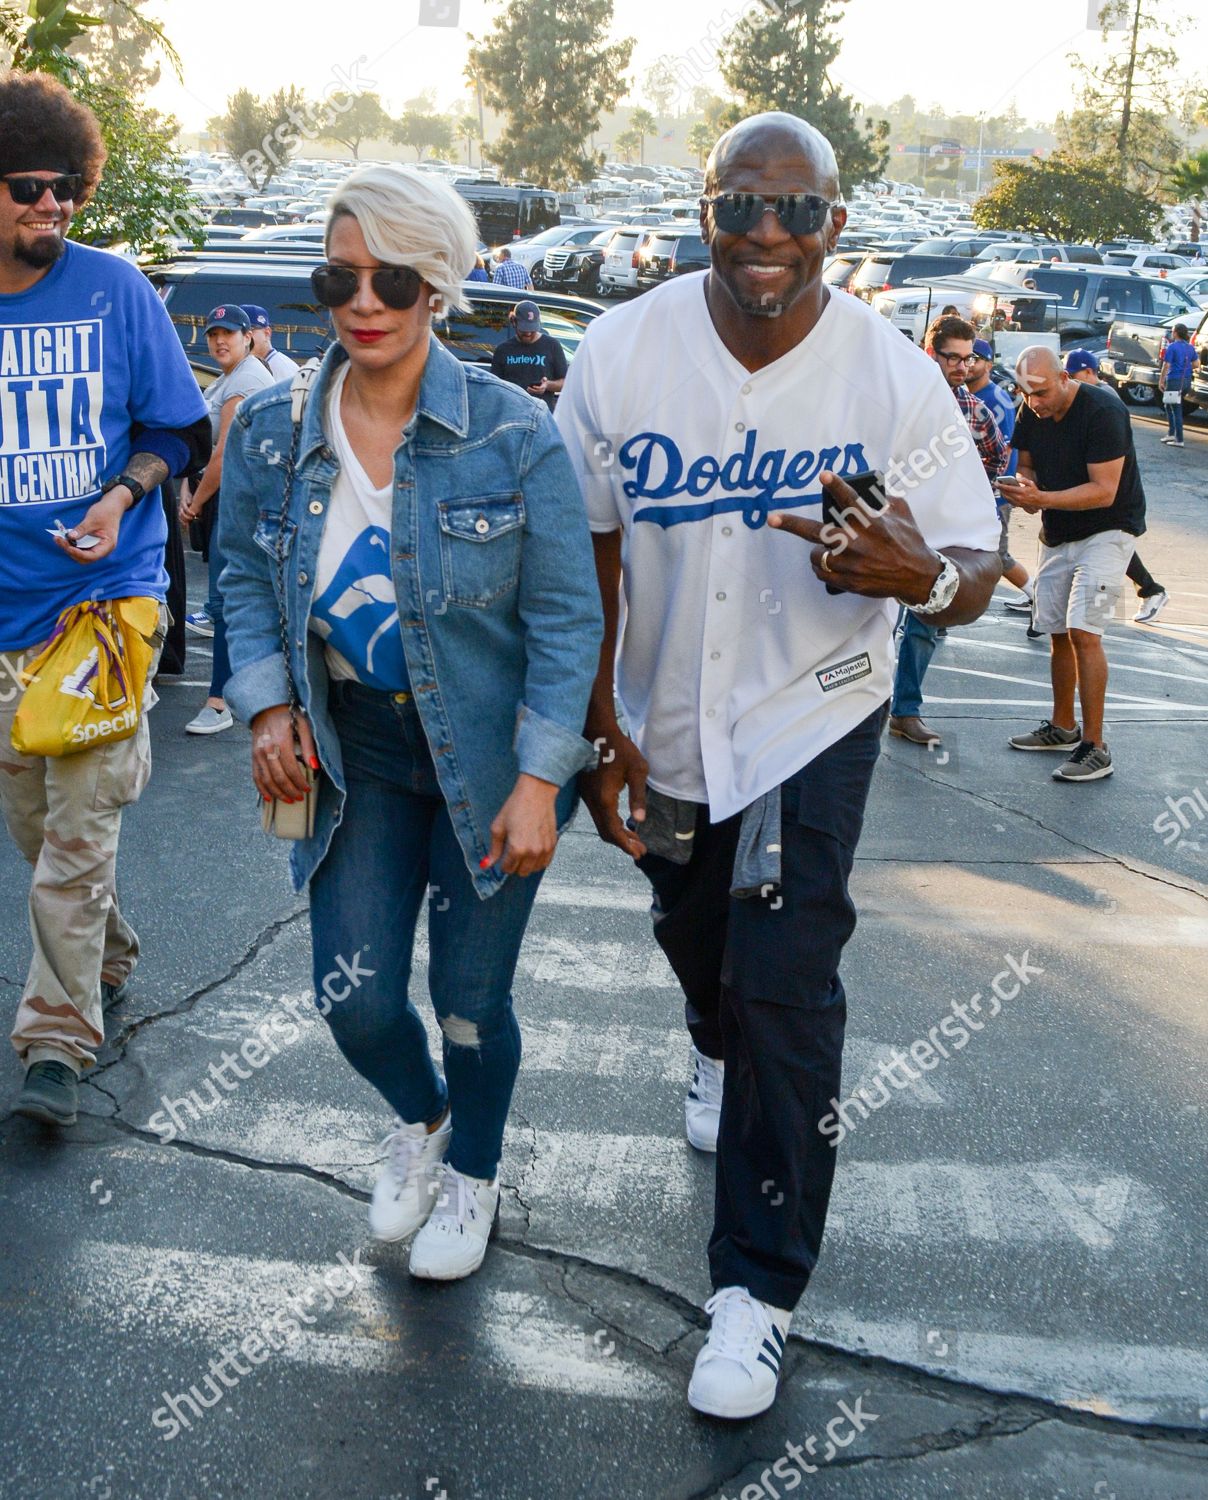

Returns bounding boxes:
[1098,307,1208,407]
[1100,249,1192,273]
[635,227,710,290]
[492,223,611,279]
[847,252,969,302]
[598,226,656,295]
[973,241,1102,265]
[206,206,282,228]
[910,235,1014,259]
[540,229,615,297]
[1168,268,1208,306]
[822,253,862,292]
[147,258,602,375]
[981,264,1200,342]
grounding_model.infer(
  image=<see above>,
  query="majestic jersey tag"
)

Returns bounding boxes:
[816,652,872,693]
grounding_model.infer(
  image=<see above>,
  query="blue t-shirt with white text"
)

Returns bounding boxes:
[0,241,206,649]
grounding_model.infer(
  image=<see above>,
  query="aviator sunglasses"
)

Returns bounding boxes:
[3,173,82,205]
[702,192,836,237]
[311,262,423,311]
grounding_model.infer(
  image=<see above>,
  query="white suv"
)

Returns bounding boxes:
[600,226,653,295]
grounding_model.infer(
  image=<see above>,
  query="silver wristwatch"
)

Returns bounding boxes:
[901,554,959,616]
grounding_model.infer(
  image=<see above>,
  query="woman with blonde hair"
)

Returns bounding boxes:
[220,165,602,1281]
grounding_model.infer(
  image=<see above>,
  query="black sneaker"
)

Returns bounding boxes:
[14,1059,79,1125]
[101,978,129,1010]
[1053,741,1113,782]
[1008,719,1081,751]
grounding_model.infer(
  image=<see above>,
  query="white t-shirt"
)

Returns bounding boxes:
[264,346,301,382]
[309,362,409,692]
[556,272,999,820]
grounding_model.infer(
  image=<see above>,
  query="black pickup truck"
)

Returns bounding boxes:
[1098,307,1208,408]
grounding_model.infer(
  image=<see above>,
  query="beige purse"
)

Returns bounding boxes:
[259,362,322,841]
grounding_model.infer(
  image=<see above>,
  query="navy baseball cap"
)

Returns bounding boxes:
[1064,348,1098,375]
[514,300,541,333]
[241,304,271,328]
[204,304,251,333]
[972,338,994,361]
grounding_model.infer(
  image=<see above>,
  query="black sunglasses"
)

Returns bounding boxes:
[311,262,423,311]
[3,173,82,205]
[702,192,835,237]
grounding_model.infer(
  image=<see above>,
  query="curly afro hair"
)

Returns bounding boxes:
[0,72,107,205]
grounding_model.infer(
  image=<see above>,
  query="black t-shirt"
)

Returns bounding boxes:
[1014,380,1146,544]
[490,334,568,411]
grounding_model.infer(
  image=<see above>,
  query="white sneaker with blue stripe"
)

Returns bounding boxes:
[688,1286,793,1418]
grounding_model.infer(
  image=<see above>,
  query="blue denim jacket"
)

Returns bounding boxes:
[219,336,603,897]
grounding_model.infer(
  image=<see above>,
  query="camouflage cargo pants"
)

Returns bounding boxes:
[0,606,165,1074]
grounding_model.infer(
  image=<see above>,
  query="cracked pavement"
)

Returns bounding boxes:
[1,420,1207,1498]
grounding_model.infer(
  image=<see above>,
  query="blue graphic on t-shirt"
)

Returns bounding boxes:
[619,430,871,529]
[310,525,408,691]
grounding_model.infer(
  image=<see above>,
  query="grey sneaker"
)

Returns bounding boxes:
[1053,741,1113,782]
[185,705,233,735]
[1009,719,1081,751]
[15,1059,79,1125]
[101,977,130,1009]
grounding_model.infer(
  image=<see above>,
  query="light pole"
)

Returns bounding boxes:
[976,113,985,196]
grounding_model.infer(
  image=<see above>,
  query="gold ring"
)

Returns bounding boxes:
[821,550,834,573]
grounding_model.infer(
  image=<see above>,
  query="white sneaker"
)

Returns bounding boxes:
[1134,590,1169,624]
[408,1162,499,1281]
[688,1286,792,1419]
[686,1046,724,1152]
[369,1113,451,1242]
[185,705,232,735]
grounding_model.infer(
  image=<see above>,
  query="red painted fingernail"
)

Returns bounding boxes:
[309,756,320,770]
[479,857,492,869]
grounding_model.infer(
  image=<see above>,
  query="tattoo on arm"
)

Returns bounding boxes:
[124,451,171,493]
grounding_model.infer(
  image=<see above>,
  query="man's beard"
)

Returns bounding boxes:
[15,233,65,269]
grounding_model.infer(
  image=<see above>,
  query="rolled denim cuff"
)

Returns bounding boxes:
[513,702,597,787]
[224,652,291,726]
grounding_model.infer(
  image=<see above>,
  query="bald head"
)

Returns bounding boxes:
[1016,343,1076,419]
[1016,344,1062,381]
[705,112,840,198]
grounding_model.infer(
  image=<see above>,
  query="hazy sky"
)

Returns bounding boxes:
[146,0,1204,138]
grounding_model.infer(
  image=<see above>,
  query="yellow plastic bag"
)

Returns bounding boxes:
[11,597,159,757]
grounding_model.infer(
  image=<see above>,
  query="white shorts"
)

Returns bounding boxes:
[1034,530,1132,637]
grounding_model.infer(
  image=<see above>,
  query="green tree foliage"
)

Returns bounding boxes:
[1070,0,1190,192]
[468,0,634,189]
[66,0,164,90]
[2,0,196,256]
[716,0,888,187]
[1169,147,1208,241]
[614,127,641,164]
[207,86,314,188]
[316,90,390,159]
[392,110,455,162]
[457,113,481,167]
[687,121,714,167]
[643,60,677,118]
[972,154,1162,243]
[629,105,656,164]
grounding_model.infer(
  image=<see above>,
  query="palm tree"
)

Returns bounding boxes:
[629,107,657,166]
[614,128,642,166]
[457,114,480,169]
[687,122,713,170]
[1169,149,1208,244]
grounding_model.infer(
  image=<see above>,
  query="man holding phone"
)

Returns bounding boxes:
[0,74,209,1126]
[558,112,999,1420]
[489,300,567,411]
[1003,345,1146,781]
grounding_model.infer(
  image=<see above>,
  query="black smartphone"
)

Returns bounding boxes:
[820,468,887,595]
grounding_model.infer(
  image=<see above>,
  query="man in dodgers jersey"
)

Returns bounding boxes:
[557,113,1000,1420]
